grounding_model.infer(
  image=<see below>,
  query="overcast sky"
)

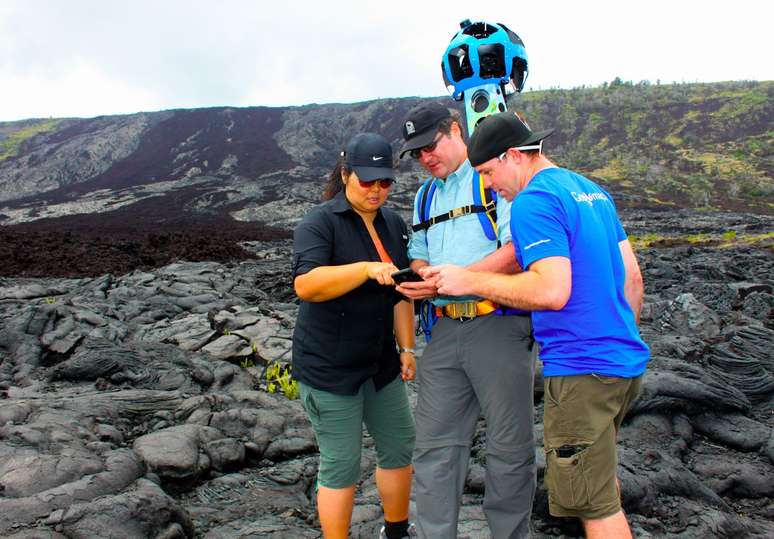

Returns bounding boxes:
[1,0,770,122]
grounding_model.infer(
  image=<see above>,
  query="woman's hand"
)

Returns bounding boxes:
[365,262,399,285]
[400,351,416,381]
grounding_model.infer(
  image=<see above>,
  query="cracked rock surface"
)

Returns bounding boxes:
[1,211,773,537]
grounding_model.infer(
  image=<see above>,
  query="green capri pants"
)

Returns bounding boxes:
[299,376,416,489]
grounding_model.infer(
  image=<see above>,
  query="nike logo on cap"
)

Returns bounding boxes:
[372,156,384,161]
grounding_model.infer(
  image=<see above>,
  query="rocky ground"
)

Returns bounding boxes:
[0,208,772,538]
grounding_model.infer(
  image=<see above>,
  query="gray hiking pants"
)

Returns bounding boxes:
[414,314,536,539]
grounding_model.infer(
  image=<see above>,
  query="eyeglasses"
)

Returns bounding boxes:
[358,178,394,189]
[497,140,543,161]
[410,133,444,159]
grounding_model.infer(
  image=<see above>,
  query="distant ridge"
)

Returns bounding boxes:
[0,80,771,230]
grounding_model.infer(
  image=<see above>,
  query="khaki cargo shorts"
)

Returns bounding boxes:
[543,373,642,520]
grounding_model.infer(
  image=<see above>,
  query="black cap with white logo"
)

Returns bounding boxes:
[399,102,452,158]
[344,132,395,182]
[468,111,554,167]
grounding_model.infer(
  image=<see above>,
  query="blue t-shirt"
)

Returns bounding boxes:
[511,167,649,377]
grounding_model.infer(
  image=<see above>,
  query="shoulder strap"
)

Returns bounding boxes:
[417,178,437,224]
[410,173,499,239]
[471,170,498,241]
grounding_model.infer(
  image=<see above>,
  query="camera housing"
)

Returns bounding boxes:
[441,20,529,136]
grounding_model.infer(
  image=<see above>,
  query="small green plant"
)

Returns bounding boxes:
[240,357,255,369]
[721,230,738,242]
[43,297,57,305]
[629,233,665,248]
[223,328,231,336]
[265,361,299,400]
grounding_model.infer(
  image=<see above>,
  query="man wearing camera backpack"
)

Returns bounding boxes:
[396,102,536,539]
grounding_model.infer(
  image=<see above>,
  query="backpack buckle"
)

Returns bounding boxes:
[449,206,466,218]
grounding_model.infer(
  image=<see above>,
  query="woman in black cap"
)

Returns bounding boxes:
[292,132,416,539]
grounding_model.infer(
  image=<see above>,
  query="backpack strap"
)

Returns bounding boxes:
[411,203,493,232]
[410,173,498,240]
[417,299,438,343]
[417,178,437,225]
[411,173,499,344]
[471,170,498,241]
[414,178,439,343]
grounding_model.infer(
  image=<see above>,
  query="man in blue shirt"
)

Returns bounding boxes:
[424,111,649,539]
[396,103,536,539]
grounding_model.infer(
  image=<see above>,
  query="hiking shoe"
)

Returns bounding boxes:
[378,522,417,538]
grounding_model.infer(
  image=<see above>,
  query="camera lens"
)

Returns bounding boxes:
[471,90,490,113]
[477,43,505,78]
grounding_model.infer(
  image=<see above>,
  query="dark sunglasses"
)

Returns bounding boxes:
[409,133,444,159]
[358,178,394,189]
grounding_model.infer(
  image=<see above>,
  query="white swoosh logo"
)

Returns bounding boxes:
[372,156,384,161]
[524,239,551,250]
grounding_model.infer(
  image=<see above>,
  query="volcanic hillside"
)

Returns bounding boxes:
[0,80,771,277]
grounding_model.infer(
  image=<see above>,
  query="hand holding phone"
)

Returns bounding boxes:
[391,268,424,284]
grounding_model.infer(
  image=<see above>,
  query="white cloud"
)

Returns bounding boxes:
[0,0,770,121]
[2,63,157,119]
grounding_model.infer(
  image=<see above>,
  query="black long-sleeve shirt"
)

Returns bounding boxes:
[291,192,410,395]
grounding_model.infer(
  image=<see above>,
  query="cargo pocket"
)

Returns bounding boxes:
[544,375,574,408]
[543,377,581,437]
[545,444,592,511]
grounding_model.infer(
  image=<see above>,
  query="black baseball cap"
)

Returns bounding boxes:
[468,111,554,167]
[344,133,395,182]
[399,102,452,158]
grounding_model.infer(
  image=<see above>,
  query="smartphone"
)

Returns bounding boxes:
[391,268,424,284]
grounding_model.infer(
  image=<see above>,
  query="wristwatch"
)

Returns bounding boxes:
[398,347,416,355]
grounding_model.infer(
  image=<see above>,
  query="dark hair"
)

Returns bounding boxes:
[438,109,465,138]
[322,158,353,201]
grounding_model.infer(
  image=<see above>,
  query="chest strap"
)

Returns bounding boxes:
[411,200,496,232]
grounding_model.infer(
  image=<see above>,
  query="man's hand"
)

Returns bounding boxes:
[395,273,439,300]
[421,264,476,297]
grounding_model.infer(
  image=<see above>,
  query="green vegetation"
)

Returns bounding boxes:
[264,361,299,400]
[686,233,708,243]
[628,233,666,247]
[239,357,255,369]
[1,80,770,215]
[742,231,774,247]
[511,80,773,214]
[630,230,773,250]
[722,230,738,242]
[0,119,61,161]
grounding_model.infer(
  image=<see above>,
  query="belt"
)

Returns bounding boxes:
[435,299,498,320]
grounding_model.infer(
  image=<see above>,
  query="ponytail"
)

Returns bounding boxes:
[322,158,352,201]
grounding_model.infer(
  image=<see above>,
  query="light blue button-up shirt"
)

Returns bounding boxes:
[408,159,512,305]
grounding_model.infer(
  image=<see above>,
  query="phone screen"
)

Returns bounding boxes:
[391,268,424,284]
